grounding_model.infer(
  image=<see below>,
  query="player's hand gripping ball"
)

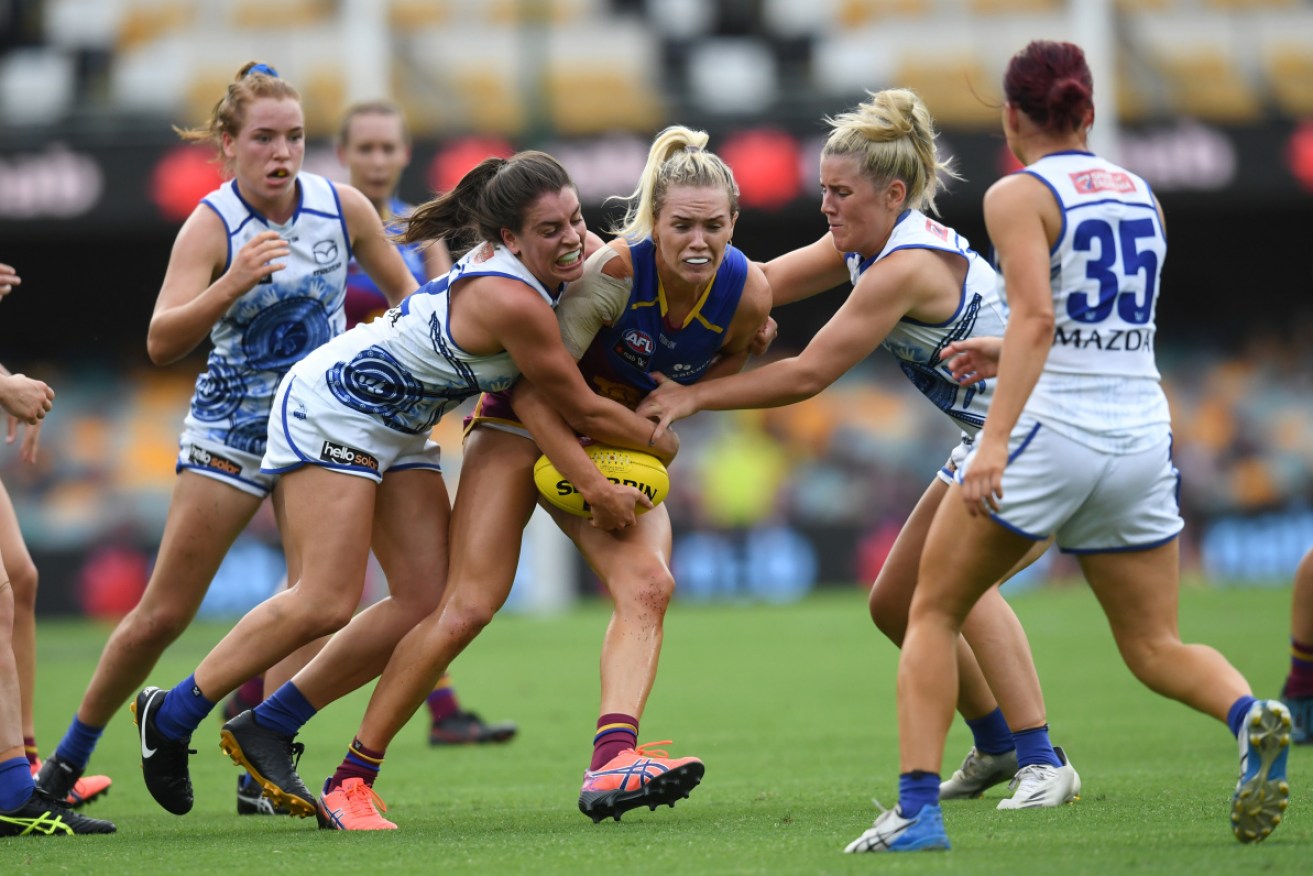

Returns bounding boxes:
[534,444,670,518]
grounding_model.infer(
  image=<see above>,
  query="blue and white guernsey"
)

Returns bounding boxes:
[1014,151,1170,452]
[298,241,558,435]
[186,172,349,455]
[846,209,1007,434]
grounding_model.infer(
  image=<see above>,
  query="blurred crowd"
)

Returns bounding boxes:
[4,318,1311,609]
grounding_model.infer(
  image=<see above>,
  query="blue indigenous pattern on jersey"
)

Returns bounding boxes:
[301,242,553,435]
[577,239,747,409]
[844,209,1006,435]
[185,172,349,456]
[343,197,428,329]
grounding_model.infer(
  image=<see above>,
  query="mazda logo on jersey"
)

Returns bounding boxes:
[313,239,339,264]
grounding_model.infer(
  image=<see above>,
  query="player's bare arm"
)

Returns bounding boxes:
[147,208,287,365]
[477,279,678,463]
[760,233,849,306]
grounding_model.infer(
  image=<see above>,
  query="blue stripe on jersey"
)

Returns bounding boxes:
[1020,169,1066,256]
[322,181,351,262]
[201,200,233,271]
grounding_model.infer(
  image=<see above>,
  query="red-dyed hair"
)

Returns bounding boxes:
[1003,40,1093,135]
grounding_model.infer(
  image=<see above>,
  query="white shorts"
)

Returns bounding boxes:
[177,430,276,497]
[956,419,1183,554]
[261,373,442,484]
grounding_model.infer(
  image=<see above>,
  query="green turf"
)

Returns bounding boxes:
[14,582,1311,873]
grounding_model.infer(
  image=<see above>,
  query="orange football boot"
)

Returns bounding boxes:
[315,778,397,831]
[578,740,705,823]
[30,758,112,809]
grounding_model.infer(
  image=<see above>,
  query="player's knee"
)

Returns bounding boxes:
[867,584,908,645]
[6,560,37,609]
[129,603,195,644]
[439,599,497,644]
[616,566,675,614]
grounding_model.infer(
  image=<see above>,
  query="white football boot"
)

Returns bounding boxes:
[939,747,1018,799]
[996,746,1081,810]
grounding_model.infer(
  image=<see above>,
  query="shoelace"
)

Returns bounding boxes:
[632,740,676,759]
[1007,764,1055,795]
[341,780,389,817]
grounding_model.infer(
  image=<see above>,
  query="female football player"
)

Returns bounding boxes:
[132,150,673,821]
[638,89,1078,815]
[846,40,1290,852]
[219,126,771,830]
[36,61,420,808]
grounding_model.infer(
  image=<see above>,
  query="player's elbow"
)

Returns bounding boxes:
[146,326,183,366]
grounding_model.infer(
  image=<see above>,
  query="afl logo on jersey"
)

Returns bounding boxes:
[313,240,339,264]
[623,329,654,356]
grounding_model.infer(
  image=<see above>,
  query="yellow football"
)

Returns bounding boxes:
[533,444,670,518]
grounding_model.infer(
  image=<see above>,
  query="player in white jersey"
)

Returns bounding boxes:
[639,89,1075,810]
[849,41,1291,854]
[35,62,421,810]
[224,102,513,766]
[133,151,677,823]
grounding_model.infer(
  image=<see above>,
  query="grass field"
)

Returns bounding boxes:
[13,582,1311,874]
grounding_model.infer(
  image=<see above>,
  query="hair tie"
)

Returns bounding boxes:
[685,145,702,153]
[246,63,280,79]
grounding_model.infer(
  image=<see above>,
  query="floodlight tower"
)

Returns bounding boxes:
[1072,0,1120,161]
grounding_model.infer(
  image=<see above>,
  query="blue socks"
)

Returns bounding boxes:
[154,674,216,741]
[966,707,1015,755]
[1013,724,1062,768]
[252,682,317,737]
[897,770,941,818]
[0,756,34,811]
[54,715,105,770]
[1227,695,1259,737]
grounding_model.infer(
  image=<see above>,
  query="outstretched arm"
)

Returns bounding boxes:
[637,252,922,438]
[760,233,850,306]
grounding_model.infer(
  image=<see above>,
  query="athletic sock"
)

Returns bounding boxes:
[1282,638,1313,698]
[426,675,458,724]
[328,738,384,792]
[252,681,317,737]
[53,715,104,770]
[153,674,216,741]
[897,770,940,818]
[0,756,34,811]
[965,707,1015,756]
[1013,724,1062,768]
[23,737,37,770]
[1228,695,1259,738]
[590,713,638,771]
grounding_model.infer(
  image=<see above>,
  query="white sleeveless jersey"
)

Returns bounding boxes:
[184,172,349,454]
[846,209,1007,434]
[1015,151,1170,451]
[296,241,559,435]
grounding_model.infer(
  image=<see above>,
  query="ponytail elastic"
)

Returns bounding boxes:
[246,63,280,79]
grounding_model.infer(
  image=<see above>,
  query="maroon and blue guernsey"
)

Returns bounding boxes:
[343,197,428,329]
[575,238,748,409]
